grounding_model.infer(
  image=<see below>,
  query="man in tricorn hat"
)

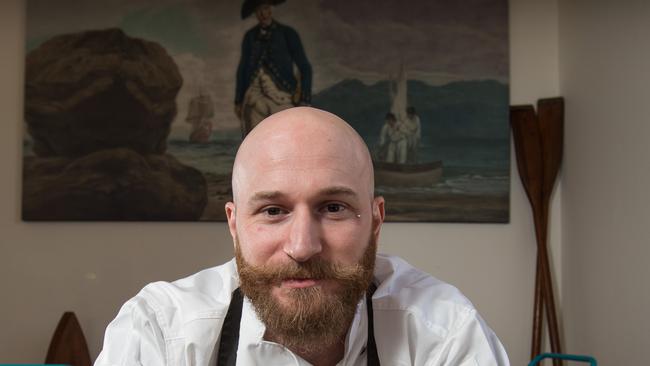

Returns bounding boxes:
[235,0,312,137]
[96,107,509,366]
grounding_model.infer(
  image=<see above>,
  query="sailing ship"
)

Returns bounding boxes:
[185,92,215,143]
[375,64,443,187]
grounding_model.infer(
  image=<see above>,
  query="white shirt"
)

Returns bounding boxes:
[95,254,509,366]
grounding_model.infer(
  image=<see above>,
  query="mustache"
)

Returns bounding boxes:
[238,257,367,286]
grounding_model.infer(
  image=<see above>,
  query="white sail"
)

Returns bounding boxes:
[390,62,408,123]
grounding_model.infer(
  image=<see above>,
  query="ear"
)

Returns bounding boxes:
[225,201,238,249]
[371,196,385,239]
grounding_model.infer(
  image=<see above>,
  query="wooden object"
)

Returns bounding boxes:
[511,97,564,365]
[45,311,92,366]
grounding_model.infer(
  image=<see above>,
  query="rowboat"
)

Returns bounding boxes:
[374,160,443,187]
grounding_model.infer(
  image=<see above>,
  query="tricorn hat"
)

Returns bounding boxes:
[241,0,286,20]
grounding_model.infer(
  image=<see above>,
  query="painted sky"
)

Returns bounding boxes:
[26,0,508,132]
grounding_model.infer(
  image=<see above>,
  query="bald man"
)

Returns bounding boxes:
[96,108,509,366]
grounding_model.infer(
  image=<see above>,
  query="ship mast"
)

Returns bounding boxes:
[390,61,408,123]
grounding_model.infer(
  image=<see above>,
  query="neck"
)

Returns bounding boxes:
[264,329,348,366]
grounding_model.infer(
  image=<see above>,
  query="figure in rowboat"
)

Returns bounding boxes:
[378,112,408,164]
[374,65,442,187]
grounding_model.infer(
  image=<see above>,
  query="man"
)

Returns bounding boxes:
[403,106,422,163]
[378,112,408,164]
[96,107,509,365]
[235,0,312,137]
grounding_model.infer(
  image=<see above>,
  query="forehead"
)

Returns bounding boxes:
[232,107,374,203]
[238,141,369,202]
[243,153,366,196]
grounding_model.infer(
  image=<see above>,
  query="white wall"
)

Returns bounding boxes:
[559,1,650,364]
[0,0,561,365]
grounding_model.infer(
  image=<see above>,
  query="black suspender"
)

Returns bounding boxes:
[216,288,244,366]
[365,283,379,366]
[217,285,380,366]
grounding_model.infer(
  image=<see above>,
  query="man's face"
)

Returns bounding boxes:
[255,4,273,27]
[235,233,376,350]
[228,123,382,295]
[225,109,384,349]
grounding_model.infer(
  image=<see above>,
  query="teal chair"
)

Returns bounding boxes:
[529,353,597,365]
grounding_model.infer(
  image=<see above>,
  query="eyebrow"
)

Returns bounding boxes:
[317,186,358,198]
[247,186,359,208]
[249,190,285,204]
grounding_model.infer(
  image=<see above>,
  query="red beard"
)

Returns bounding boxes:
[235,238,377,352]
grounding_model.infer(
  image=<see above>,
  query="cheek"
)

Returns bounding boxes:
[321,222,370,263]
[237,218,371,266]
[237,222,285,265]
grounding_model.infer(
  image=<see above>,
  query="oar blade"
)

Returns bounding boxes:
[537,97,564,200]
[510,105,544,208]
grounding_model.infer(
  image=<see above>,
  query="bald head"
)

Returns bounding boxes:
[231,107,375,204]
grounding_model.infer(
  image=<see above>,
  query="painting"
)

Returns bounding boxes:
[23,0,509,222]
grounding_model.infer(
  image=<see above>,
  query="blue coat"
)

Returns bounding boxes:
[235,21,312,104]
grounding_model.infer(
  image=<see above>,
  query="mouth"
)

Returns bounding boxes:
[281,278,318,289]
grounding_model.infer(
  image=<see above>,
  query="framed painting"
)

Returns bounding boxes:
[23,0,509,222]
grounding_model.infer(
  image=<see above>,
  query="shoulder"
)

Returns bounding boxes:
[374,254,474,306]
[372,254,509,364]
[243,26,259,39]
[96,260,239,365]
[133,259,239,331]
[373,253,477,336]
[273,21,299,36]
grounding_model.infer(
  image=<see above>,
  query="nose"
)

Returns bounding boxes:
[284,207,322,262]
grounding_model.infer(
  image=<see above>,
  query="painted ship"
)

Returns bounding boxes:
[185,92,215,143]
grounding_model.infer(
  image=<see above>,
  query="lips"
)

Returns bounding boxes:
[281,278,318,288]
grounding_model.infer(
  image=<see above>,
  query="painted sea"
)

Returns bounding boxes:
[22,130,508,222]
[22,77,509,222]
[164,132,509,222]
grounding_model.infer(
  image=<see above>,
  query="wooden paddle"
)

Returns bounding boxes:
[511,98,564,365]
[537,97,564,359]
[45,312,91,366]
[510,105,547,360]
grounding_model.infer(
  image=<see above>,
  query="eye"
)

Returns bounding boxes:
[325,203,345,213]
[320,202,354,219]
[262,206,286,216]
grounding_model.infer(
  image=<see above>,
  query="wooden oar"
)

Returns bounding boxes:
[511,101,563,366]
[537,97,565,358]
[510,105,546,360]
[45,312,91,366]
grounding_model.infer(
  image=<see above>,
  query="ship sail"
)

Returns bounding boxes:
[376,63,443,186]
[185,93,215,143]
[390,62,408,123]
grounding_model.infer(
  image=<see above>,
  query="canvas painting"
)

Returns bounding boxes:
[23,0,509,222]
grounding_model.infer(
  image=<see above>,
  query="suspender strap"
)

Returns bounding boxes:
[216,288,243,366]
[366,282,380,366]
[217,285,380,365]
